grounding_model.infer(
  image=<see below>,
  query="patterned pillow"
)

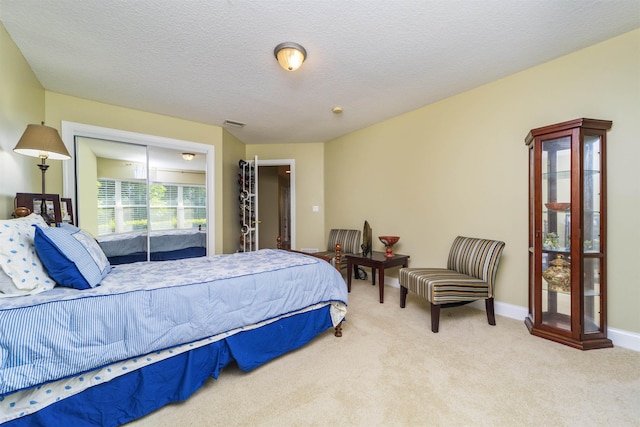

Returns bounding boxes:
[0,269,33,297]
[0,214,56,295]
[34,224,111,290]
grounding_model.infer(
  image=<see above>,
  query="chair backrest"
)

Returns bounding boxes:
[447,236,506,295]
[327,229,361,254]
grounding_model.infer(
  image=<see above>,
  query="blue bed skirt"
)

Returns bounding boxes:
[4,305,334,427]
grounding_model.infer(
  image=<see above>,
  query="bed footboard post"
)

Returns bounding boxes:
[276,236,282,249]
[334,321,343,337]
[334,243,342,272]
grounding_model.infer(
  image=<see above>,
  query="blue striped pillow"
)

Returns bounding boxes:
[33,224,111,290]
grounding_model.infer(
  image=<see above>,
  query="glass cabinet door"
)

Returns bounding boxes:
[540,136,572,331]
[583,134,603,334]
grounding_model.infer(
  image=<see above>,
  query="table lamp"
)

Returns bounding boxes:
[13,122,71,223]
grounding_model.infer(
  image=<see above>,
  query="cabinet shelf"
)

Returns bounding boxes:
[542,285,600,297]
[543,169,600,179]
[542,247,570,253]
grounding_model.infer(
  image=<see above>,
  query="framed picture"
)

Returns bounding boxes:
[60,198,74,225]
[15,193,62,225]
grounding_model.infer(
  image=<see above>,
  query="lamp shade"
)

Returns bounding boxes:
[13,123,71,160]
[274,42,307,71]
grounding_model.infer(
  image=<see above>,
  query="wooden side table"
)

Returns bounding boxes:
[346,252,410,303]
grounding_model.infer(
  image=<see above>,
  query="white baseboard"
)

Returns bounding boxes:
[606,327,640,352]
[385,279,639,351]
[476,300,640,352]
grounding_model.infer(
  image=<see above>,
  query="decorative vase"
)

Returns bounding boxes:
[378,236,400,258]
[542,254,571,293]
[13,206,31,218]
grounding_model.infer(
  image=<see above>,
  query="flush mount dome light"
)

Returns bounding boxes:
[182,153,195,161]
[274,42,307,71]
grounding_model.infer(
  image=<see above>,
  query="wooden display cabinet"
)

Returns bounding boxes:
[524,118,613,350]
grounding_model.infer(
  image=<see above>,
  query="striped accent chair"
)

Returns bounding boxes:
[317,229,362,272]
[399,236,505,333]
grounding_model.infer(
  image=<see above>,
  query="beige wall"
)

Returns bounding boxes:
[43,92,225,253]
[246,143,325,250]
[76,140,99,235]
[221,130,247,253]
[97,157,205,185]
[0,23,47,217]
[325,29,640,333]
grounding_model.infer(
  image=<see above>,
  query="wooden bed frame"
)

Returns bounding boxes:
[276,236,344,337]
[276,236,343,268]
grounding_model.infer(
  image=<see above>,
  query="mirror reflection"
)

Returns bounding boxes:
[75,137,207,263]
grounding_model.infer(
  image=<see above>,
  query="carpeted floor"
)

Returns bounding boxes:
[128,278,640,426]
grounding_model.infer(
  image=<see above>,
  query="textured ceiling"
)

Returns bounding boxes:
[1,1,638,144]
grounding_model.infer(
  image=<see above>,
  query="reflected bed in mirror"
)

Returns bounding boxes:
[97,229,207,264]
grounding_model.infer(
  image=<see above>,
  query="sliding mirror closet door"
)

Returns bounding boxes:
[147,146,207,260]
[74,137,208,264]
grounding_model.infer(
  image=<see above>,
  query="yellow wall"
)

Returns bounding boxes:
[0,23,47,217]
[43,92,225,253]
[76,140,98,235]
[97,158,205,185]
[221,130,247,253]
[325,29,640,333]
[246,143,325,250]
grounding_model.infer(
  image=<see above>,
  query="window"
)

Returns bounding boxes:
[97,179,116,235]
[182,185,207,229]
[97,178,206,236]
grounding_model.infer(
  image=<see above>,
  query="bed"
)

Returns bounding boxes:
[97,229,207,264]
[0,214,347,426]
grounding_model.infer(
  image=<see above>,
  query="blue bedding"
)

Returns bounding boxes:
[0,249,348,396]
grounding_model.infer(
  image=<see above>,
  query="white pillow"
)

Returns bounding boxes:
[0,269,33,297]
[0,213,55,295]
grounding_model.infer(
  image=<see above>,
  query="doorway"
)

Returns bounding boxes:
[255,159,295,250]
[257,165,290,249]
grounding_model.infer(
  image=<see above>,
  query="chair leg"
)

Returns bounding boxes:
[430,303,440,333]
[400,286,408,308]
[485,297,496,326]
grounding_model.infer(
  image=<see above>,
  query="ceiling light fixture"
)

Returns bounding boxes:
[182,153,195,161]
[274,42,307,71]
